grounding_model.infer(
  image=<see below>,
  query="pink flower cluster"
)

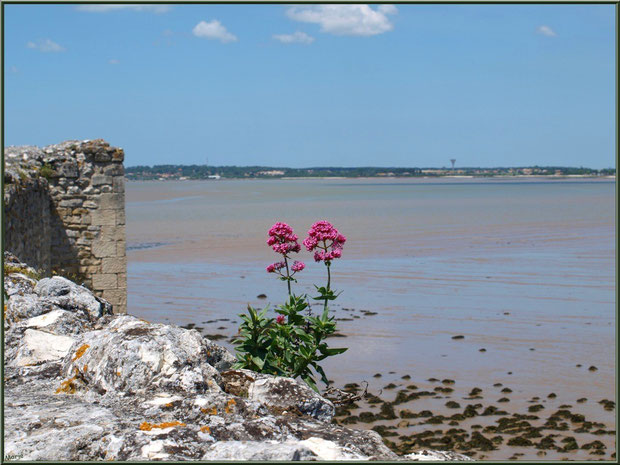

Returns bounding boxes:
[303,220,347,263]
[266,222,305,275]
[276,314,286,324]
[267,222,301,255]
[266,261,286,273]
[291,261,305,272]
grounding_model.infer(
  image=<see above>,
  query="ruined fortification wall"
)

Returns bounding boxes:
[3,139,127,313]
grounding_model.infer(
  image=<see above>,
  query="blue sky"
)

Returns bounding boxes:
[3,3,616,168]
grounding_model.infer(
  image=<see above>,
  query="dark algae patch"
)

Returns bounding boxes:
[329,373,615,460]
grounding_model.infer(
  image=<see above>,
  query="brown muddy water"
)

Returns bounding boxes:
[126,177,616,460]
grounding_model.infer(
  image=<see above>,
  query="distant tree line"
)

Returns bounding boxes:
[124,164,615,180]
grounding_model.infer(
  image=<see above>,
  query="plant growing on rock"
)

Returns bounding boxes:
[233,221,347,392]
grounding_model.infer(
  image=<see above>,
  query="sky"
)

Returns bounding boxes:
[3,3,616,169]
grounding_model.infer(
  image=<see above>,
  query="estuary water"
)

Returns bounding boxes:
[126,177,615,457]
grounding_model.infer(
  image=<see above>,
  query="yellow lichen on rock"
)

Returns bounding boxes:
[55,376,78,394]
[72,344,90,361]
[225,398,236,414]
[200,425,211,433]
[139,421,186,431]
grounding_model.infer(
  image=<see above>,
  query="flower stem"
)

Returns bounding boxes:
[324,262,331,313]
[284,256,291,297]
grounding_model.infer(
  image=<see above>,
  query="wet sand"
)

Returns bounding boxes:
[126,178,615,459]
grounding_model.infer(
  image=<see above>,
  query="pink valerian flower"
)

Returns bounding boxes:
[276,315,286,324]
[303,221,346,263]
[291,261,305,273]
[266,261,286,273]
[267,222,302,257]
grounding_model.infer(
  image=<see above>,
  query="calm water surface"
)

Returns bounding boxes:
[126,177,615,457]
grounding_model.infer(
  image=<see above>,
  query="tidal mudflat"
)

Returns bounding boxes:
[126,178,615,459]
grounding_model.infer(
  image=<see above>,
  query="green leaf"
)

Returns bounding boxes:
[302,375,319,393]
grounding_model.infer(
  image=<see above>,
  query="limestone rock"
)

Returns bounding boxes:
[35,276,112,320]
[12,329,76,366]
[60,316,224,396]
[403,450,475,461]
[247,373,335,422]
[201,440,318,460]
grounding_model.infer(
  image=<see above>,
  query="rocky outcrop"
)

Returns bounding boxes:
[3,252,471,461]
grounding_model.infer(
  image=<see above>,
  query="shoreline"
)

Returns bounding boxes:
[125,175,616,182]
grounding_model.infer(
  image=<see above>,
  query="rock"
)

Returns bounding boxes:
[403,450,474,461]
[202,440,318,460]
[35,276,112,320]
[12,329,76,366]
[247,374,335,422]
[59,316,224,396]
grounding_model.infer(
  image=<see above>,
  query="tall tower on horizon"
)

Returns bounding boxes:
[450,159,456,169]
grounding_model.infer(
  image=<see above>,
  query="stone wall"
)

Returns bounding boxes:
[3,139,127,313]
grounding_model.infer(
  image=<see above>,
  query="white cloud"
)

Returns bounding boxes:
[76,5,171,13]
[108,59,120,65]
[286,4,397,36]
[537,25,557,37]
[26,39,65,53]
[273,31,314,44]
[192,20,237,43]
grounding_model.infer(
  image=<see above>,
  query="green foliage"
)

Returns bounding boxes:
[232,294,347,392]
[3,264,41,281]
[38,163,54,180]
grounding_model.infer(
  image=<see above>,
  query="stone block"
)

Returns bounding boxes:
[83,200,98,209]
[113,176,125,193]
[58,198,83,208]
[92,273,117,290]
[92,240,117,258]
[117,241,126,256]
[112,148,124,161]
[93,152,112,162]
[91,209,116,226]
[104,164,124,176]
[103,289,127,307]
[97,193,124,209]
[117,273,127,288]
[99,225,122,241]
[92,175,113,186]
[116,209,126,225]
[59,160,79,178]
[101,257,127,274]
[76,237,91,246]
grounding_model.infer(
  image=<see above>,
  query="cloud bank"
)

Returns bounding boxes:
[193,20,238,43]
[273,31,315,44]
[286,4,397,36]
[27,39,65,53]
[537,25,557,37]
